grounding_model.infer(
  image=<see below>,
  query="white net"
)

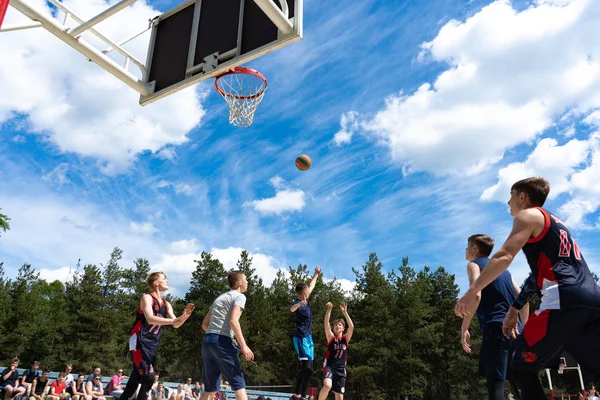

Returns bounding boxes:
[215,69,267,127]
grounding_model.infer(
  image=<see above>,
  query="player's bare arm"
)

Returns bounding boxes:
[229,305,254,361]
[455,209,541,318]
[306,265,321,298]
[460,262,482,353]
[201,309,212,332]
[324,302,334,342]
[167,302,195,329]
[140,294,178,326]
[340,302,354,343]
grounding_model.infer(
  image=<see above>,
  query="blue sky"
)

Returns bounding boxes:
[1,0,600,297]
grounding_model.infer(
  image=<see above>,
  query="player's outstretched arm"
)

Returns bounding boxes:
[460,262,481,353]
[324,302,333,343]
[141,294,178,326]
[229,305,254,362]
[290,299,307,312]
[456,211,536,318]
[167,302,195,329]
[340,302,354,343]
[306,265,321,298]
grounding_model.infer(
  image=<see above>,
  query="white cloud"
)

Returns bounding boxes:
[210,247,284,286]
[333,111,359,146]
[245,189,306,215]
[39,266,76,283]
[12,135,26,143]
[156,147,177,161]
[347,0,600,175]
[171,239,200,254]
[156,180,194,196]
[129,221,158,234]
[42,163,71,186]
[0,0,205,171]
[482,133,600,228]
[245,177,306,215]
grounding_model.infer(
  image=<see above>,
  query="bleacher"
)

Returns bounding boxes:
[0,368,294,400]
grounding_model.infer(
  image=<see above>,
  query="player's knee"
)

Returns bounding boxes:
[322,380,332,389]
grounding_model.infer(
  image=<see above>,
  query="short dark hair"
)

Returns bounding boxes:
[511,177,550,207]
[295,282,308,294]
[227,271,245,289]
[43,368,51,374]
[333,318,346,328]
[468,234,494,257]
[11,358,19,364]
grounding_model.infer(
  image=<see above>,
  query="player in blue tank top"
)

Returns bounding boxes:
[290,266,321,400]
[456,177,600,400]
[460,234,528,400]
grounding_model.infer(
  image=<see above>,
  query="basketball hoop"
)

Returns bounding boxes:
[214,66,268,127]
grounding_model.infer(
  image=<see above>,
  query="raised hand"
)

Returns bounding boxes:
[340,302,348,313]
[315,265,321,275]
[326,302,333,310]
[183,303,195,317]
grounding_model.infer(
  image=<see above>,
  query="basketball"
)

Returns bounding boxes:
[295,155,311,171]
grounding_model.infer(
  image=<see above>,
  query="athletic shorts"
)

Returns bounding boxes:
[511,308,600,379]
[323,367,346,394]
[202,333,245,392]
[293,335,314,361]
[479,323,510,381]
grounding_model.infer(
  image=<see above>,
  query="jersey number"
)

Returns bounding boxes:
[335,350,344,358]
[559,230,582,260]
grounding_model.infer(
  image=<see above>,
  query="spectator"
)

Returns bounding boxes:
[170,385,185,400]
[1,358,26,400]
[62,366,74,387]
[191,383,202,400]
[86,376,104,400]
[70,374,89,400]
[589,385,599,400]
[46,373,68,400]
[29,369,50,400]
[85,370,100,385]
[182,379,193,400]
[151,383,169,400]
[147,373,160,399]
[20,361,40,396]
[107,370,125,397]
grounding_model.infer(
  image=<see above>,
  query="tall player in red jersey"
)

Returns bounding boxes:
[318,302,354,400]
[456,177,600,399]
[120,272,194,400]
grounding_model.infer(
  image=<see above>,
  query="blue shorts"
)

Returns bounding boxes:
[202,333,245,392]
[479,323,509,381]
[293,335,314,361]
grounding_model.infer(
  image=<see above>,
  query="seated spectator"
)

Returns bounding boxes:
[1,358,26,400]
[147,373,160,399]
[169,385,185,400]
[70,374,90,400]
[182,379,193,400]
[85,376,104,400]
[151,382,169,400]
[20,361,40,396]
[62,365,74,387]
[191,382,202,400]
[107,370,124,397]
[85,370,100,384]
[589,386,599,400]
[46,373,68,400]
[29,369,50,400]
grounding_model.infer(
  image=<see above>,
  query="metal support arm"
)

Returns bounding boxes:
[9,0,153,96]
[68,0,138,37]
[252,0,293,36]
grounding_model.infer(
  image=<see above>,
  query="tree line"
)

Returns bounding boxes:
[0,246,500,400]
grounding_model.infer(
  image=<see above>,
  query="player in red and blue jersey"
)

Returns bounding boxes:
[318,302,354,400]
[456,177,600,400]
[120,272,194,400]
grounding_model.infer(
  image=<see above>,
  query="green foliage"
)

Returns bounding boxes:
[1,249,491,399]
[0,208,10,237]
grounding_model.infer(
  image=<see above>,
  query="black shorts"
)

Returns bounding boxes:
[324,367,346,395]
[511,308,600,379]
[479,323,510,381]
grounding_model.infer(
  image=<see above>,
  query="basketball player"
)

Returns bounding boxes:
[455,177,600,399]
[290,266,321,400]
[199,271,253,400]
[120,272,194,400]
[460,234,529,400]
[318,302,354,400]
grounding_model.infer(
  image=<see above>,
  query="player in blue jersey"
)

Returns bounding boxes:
[120,272,194,400]
[460,234,529,400]
[456,177,600,400]
[318,302,354,400]
[290,266,321,400]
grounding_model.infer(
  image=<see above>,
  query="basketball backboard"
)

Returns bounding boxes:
[141,0,302,105]
[3,0,302,106]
